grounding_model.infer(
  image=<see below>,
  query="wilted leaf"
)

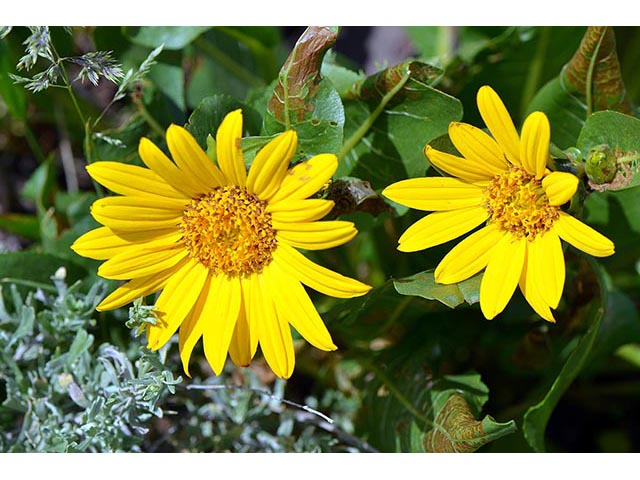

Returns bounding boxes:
[563,27,633,115]
[338,61,462,189]
[325,177,389,217]
[263,26,344,160]
[424,391,516,453]
[394,270,482,308]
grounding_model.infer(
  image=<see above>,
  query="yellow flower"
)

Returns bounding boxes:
[382,86,614,322]
[72,110,371,379]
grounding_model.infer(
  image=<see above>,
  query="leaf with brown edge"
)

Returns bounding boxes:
[263,27,344,161]
[424,392,516,453]
[563,26,633,115]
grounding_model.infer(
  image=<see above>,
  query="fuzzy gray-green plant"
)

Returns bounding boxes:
[0,269,181,452]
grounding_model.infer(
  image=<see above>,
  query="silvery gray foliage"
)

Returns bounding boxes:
[0,272,181,452]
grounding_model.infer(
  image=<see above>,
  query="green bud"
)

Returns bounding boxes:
[585,144,617,184]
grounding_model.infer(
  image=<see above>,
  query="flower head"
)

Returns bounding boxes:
[382,86,614,322]
[72,110,371,378]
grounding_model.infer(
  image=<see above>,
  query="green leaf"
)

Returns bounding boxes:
[264,26,344,160]
[0,214,41,241]
[0,39,27,119]
[148,62,185,111]
[522,260,609,452]
[123,26,211,50]
[394,270,482,308]
[360,365,515,452]
[527,77,587,149]
[93,116,148,165]
[0,251,88,291]
[321,57,363,98]
[578,111,640,153]
[338,61,462,189]
[185,94,262,150]
[576,111,640,190]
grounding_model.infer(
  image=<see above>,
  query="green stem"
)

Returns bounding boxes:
[134,98,165,138]
[22,122,46,164]
[194,37,264,88]
[338,70,410,161]
[586,28,607,117]
[520,26,551,119]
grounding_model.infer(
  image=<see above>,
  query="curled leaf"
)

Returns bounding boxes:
[325,177,390,217]
[562,26,633,114]
[423,392,516,453]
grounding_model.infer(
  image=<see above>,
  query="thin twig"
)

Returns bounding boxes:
[186,384,334,424]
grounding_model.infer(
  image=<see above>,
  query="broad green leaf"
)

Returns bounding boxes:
[522,260,609,452]
[321,58,363,98]
[0,251,88,291]
[263,26,345,161]
[338,61,462,189]
[424,391,516,453]
[123,26,211,50]
[576,111,640,190]
[527,77,587,149]
[394,270,482,309]
[185,94,262,151]
[148,62,185,111]
[0,214,40,241]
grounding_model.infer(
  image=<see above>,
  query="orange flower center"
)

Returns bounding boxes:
[180,186,277,276]
[484,167,559,240]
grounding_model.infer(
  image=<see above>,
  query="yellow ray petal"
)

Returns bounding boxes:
[255,268,295,379]
[424,145,493,184]
[216,109,246,186]
[166,124,226,190]
[519,247,555,322]
[269,154,337,203]
[243,274,260,358]
[555,212,615,257]
[268,262,336,351]
[435,223,503,284]
[98,246,188,280]
[479,234,526,320]
[268,199,334,224]
[178,275,211,376]
[542,171,579,206]
[228,287,253,368]
[520,111,550,179]
[398,206,488,252]
[139,137,204,197]
[272,243,371,298]
[96,258,188,311]
[86,162,187,199]
[476,85,521,166]
[202,274,242,375]
[382,177,484,211]
[247,130,297,200]
[275,220,357,250]
[91,196,184,232]
[528,230,565,309]
[72,226,183,260]
[448,122,509,174]
[147,258,209,350]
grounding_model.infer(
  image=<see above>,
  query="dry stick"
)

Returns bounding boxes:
[186,383,334,424]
